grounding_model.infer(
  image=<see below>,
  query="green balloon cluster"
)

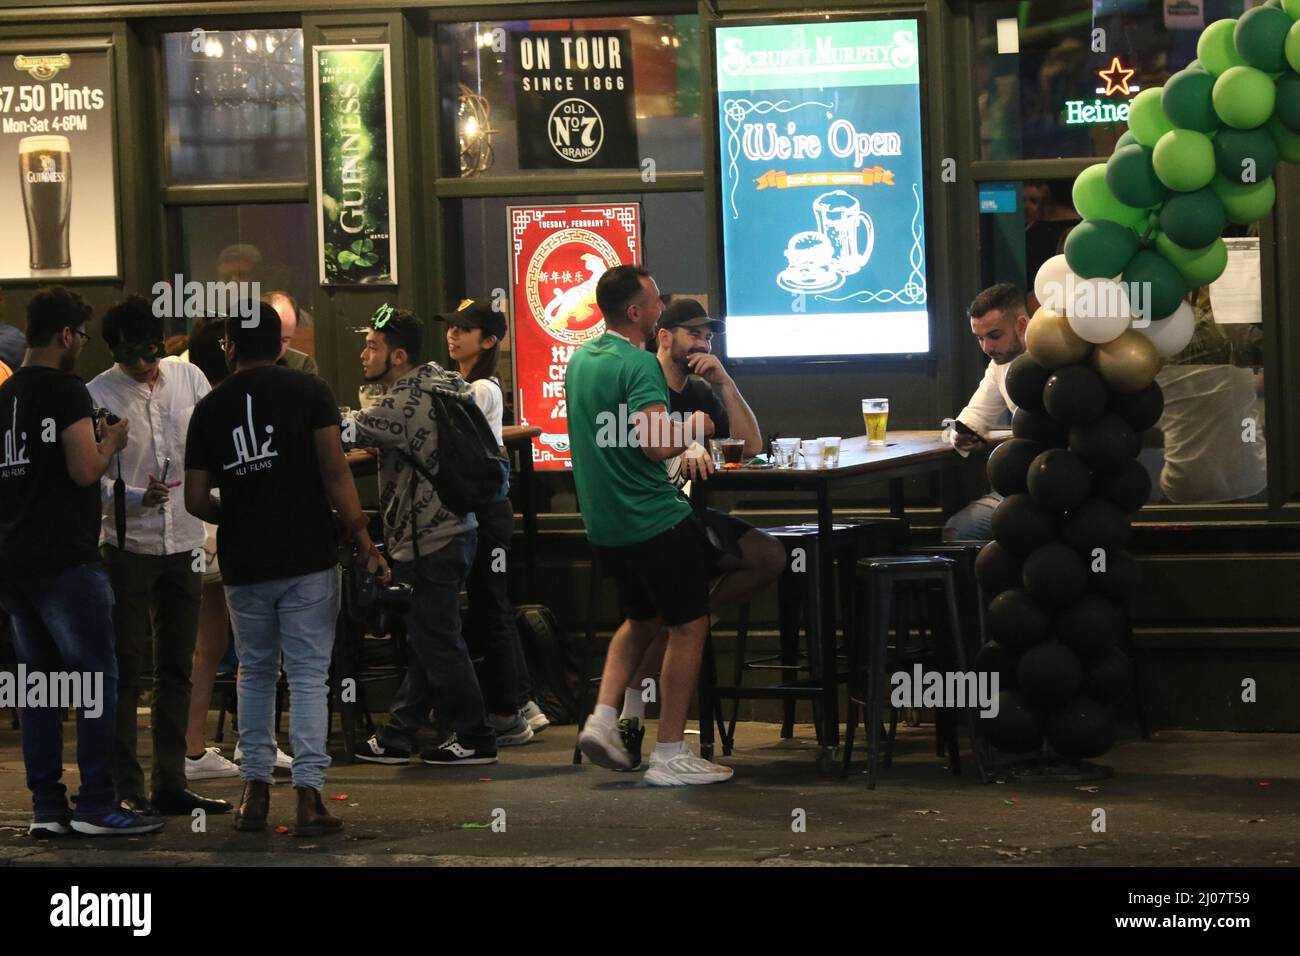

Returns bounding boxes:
[1056,10,1300,321]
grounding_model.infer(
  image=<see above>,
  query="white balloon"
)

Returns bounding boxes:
[1033,254,1073,312]
[1066,278,1132,344]
[1138,300,1195,357]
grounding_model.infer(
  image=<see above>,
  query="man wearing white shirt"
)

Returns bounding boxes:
[943,284,1027,542]
[87,296,231,817]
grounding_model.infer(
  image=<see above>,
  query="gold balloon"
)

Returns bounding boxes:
[1092,330,1160,393]
[1026,306,1092,369]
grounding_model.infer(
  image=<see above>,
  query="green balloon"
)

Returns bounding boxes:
[1284,0,1300,17]
[1153,129,1217,192]
[1289,22,1300,74]
[1235,6,1293,73]
[1213,66,1277,129]
[1186,59,1208,74]
[1276,72,1300,134]
[1198,19,1245,76]
[1155,233,1229,288]
[1128,88,1175,146]
[1123,250,1189,322]
[1158,189,1227,249]
[1268,114,1300,161]
[1106,143,1170,210]
[1210,173,1277,223]
[1072,164,1147,228]
[1115,130,1139,150]
[1161,69,1222,133]
[1213,126,1280,182]
[1064,219,1142,279]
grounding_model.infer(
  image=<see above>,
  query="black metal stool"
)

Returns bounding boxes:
[843,554,989,788]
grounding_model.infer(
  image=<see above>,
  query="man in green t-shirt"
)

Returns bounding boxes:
[568,265,734,786]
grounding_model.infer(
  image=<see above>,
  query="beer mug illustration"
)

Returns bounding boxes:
[18,135,72,271]
[812,190,874,276]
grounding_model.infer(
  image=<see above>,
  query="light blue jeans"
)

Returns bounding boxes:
[225,568,339,791]
[943,492,1003,542]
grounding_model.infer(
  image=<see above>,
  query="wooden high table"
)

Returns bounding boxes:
[690,429,1005,768]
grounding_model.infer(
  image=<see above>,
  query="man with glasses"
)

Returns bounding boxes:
[87,295,230,818]
[0,287,165,836]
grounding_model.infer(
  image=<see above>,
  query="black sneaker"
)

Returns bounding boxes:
[353,734,412,765]
[617,718,646,771]
[420,734,498,766]
[71,807,166,836]
[29,814,73,838]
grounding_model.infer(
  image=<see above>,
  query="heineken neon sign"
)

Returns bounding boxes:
[1064,57,1140,126]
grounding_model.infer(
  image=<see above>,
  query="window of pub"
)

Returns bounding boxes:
[435,15,702,177]
[971,0,1252,160]
[978,180,1266,506]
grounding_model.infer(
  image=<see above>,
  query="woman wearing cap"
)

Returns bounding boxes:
[443,300,551,740]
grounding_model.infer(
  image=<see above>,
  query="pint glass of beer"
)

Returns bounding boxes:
[19,135,72,271]
[862,398,889,446]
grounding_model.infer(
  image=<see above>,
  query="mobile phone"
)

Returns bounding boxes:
[953,420,985,442]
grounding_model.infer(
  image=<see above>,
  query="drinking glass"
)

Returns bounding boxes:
[820,436,842,468]
[800,439,824,468]
[709,439,725,469]
[862,399,889,446]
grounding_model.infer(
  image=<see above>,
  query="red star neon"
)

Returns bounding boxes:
[1098,57,1136,97]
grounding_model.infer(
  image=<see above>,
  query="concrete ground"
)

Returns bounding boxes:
[0,714,1296,867]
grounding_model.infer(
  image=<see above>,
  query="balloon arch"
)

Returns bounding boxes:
[975,4,1300,771]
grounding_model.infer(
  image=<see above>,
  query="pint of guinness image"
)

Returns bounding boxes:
[18,135,71,271]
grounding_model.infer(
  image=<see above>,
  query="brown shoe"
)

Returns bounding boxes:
[294,786,344,836]
[234,781,270,831]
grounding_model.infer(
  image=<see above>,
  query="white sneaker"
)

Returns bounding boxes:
[185,746,240,781]
[521,700,550,733]
[577,714,634,770]
[490,712,535,746]
[644,744,734,787]
[234,743,293,775]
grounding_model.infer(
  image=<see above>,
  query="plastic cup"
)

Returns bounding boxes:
[820,436,842,468]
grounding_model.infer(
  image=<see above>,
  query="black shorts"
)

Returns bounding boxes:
[598,508,755,627]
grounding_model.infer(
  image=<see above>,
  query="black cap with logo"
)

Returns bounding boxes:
[435,299,507,340]
[655,298,724,334]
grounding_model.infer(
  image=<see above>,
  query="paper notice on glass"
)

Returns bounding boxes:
[1208,237,1261,325]
[1164,0,1205,31]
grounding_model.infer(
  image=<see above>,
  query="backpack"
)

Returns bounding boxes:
[400,387,509,520]
[514,604,584,725]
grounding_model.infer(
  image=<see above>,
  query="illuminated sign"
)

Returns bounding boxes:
[1064,56,1139,126]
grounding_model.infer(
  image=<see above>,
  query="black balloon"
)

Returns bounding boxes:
[1110,381,1165,433]
[1069,412,1139,471]
[992,493,1058,555]
[1087,549,1140,603]
[1062,498,1131,553]
[986,588,1052,653]
[974,641,1018,691]
[987,438,1044,497]
[1083,647,1134,704]
[1056,593,1126,659]
[1027,448,1092,512]
[1046,695,1117,759]
[1022,542,1088,606]
[1018,641,1083,707]
[1013,406,1069,446]
[1043,365,1108,426]
[985,691,1045,753]
[975,540,1023,599]
[1005,353,1052,412]
[1096,459,1153,513]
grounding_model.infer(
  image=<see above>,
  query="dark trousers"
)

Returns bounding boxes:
[381,530,494,749]
[101,545,202,800]
[464,496,533,713]
[0,563,119,819]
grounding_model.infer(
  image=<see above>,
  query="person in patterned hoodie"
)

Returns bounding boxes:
[344,306,498,767]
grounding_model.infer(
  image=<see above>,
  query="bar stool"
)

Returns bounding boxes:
[842,554,988,789]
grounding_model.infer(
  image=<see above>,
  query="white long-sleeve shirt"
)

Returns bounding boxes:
[86,359,210,556]
[949,358,1017,447]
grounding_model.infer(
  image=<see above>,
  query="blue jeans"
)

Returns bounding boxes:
[382,531,493,750]
[225,568,339,791]
[943,492,1002,542]
[0,563,119,819]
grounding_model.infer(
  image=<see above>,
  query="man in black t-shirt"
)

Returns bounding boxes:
[184,302,387,836]
[0,287,165,837]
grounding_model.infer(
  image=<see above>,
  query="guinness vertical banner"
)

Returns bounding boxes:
[0,42,118,280]
[313,45,396,285]
[508,203,641,470]
[512,31,638,169]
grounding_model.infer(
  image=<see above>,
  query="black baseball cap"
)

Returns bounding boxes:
[656,298,724,333]
[435,299,507,340]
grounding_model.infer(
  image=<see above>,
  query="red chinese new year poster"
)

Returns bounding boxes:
[508,203,642,470]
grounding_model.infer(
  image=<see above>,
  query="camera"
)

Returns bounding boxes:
[92,406,120,441]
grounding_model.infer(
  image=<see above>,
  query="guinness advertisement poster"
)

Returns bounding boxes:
[508,203,641,471]
[313,45,397,285]
[511,31,638,170]
[0,42,119,281]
